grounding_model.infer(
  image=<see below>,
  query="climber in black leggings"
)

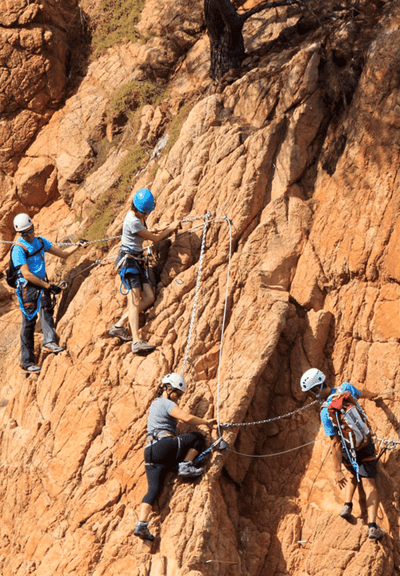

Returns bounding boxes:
[134,373,216,541]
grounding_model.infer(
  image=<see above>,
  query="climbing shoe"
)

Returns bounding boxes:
[21,363,41,373]
[131,340,155,354]
[339,503,353,520]
[368,525,385,540]
[178,461,204,478]
[108,325,132,341]
[134,521,154,542]
[43,342,65,354]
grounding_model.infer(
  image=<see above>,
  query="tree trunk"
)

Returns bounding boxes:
[204,0,299,81]
[204,0,246,81]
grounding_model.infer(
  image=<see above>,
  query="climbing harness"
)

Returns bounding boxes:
[116,249,150,296]
[9,237,47,321]
[16,285,43,322]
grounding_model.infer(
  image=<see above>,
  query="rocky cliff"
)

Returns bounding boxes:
[0,0,400,575]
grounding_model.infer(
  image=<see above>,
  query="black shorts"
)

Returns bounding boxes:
[342,439,377,478]
[124,272,150,290]
[116,250,149,291]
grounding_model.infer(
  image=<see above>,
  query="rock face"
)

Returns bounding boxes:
[0,0,82,174]
[0,1,400,575]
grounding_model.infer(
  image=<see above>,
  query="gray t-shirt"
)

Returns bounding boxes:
[147,397,177,438]
[121,211,145,252]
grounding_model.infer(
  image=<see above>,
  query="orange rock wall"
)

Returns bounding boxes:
[0,1,400,575]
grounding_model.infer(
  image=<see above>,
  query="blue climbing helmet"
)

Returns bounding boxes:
[132,188,155,214]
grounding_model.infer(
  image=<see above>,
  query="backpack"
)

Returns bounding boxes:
[6,238,45,288]
[327,387,371,451]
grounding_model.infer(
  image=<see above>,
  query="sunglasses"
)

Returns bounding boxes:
[21,227,34,237]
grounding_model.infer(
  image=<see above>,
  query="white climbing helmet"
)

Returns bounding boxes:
[14,213,33,232]
[300,368,326,393]
[162,373,186,393]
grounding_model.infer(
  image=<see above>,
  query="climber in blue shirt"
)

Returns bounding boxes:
[11,213,86,373]
[300,368,385,541]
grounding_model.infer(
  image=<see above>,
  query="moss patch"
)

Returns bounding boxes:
[162,103,192,156]
[118,144,150,196]
[81,189,122,250]
[91,0,146,58]
[107,80,167,123]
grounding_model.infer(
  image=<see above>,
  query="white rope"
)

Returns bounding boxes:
[227,436,326,458]
[181,212,211,376]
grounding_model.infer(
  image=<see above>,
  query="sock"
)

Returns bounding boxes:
[137,521,148,526]
[368,522,377,529]
[344,502,353,508]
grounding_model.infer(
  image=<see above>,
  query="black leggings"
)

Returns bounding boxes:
[142,432,205,506]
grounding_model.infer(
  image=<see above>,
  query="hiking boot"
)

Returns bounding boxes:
[178,461,204,478]
[368,525,385,540]
[43,342,65,354]
[108,325,132,342]
[21,363,41,373]
[134,521,154,542]
[339,504,353,520]
[131,340,156,354]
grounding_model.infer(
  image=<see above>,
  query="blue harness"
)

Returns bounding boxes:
[117,250,150,295]
[14,238,46,321]
[16,284,43,321]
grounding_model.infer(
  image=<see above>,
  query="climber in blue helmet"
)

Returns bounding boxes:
[109,188,181,354]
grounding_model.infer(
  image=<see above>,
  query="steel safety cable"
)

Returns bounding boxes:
[181,212,211,377]
[220,400,319,429]
[0,214,220,248]
[216,216,233,439]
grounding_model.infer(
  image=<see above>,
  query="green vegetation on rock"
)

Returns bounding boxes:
[92,0,146,57]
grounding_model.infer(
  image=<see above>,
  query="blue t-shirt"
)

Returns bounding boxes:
[320,383,361,436]
[11,236,52,280]
[147,397,177,438]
